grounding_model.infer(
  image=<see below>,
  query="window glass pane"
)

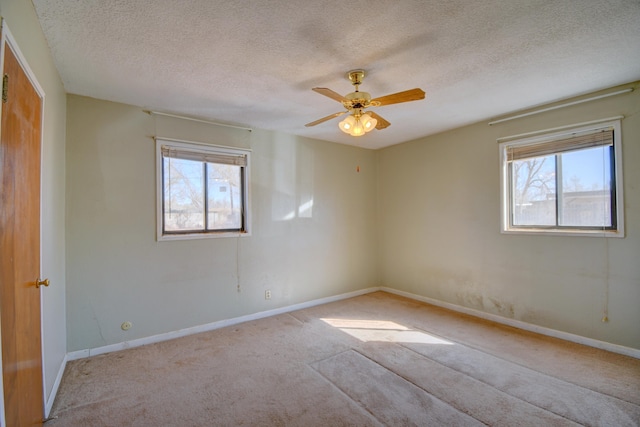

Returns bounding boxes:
[501,122,622,235]
[559,147,612,227]
[511,155,556,226]
[207,163,242,230]
[163,157,205,231]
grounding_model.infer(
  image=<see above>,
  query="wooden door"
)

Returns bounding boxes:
[0,37,44,426]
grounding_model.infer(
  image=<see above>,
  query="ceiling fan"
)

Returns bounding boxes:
[305,69,425,136]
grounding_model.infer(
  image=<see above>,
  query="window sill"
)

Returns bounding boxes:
[501,227,624,238]
[157,231,251,242]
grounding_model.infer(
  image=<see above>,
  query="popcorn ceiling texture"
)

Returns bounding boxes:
[33,0,640,149]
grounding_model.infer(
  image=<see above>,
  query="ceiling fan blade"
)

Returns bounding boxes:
[368,111,390,130]
[312,87,347,103]
[305,111,347,127]
[370,88,425,106]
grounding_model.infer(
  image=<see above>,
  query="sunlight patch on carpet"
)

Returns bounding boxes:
[321,318,454,345]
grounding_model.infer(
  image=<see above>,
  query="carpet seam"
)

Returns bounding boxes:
[349,348,489,426]
[308,348,355,366]
[308,359,387,427]
[284,312,306,325]
[396,341,637,426]
[405,322,640,409]
[396,343,581,426]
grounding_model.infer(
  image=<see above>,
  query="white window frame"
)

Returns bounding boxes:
[499,120,624,237]
[156,138,251,241]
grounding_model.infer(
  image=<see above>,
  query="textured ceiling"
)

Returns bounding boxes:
[33,0,640,149]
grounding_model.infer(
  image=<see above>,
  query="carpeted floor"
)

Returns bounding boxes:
[48,291,640,426]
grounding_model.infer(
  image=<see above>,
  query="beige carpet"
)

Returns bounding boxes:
[48,292,640,426]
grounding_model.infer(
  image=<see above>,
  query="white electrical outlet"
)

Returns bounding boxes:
[121,321,133,331]
[265,290,271,300]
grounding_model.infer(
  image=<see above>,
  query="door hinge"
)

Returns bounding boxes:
[2,74,7,103]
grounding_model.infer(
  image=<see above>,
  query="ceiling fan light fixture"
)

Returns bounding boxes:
[339,112,377,137]
[352,119,365,136]
[339,115,356,132]
[360,113,377,132]
[339,114,366,136]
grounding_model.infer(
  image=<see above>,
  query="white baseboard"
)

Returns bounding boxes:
[67,287,381,361]
[66,286,639,362]
[44,353,68,418]
[381,287,640,359]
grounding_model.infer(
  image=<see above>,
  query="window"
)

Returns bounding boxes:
[156,139,250,240]
[500,121,623,236]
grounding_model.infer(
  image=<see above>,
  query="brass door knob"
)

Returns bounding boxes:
[36,278,50,288]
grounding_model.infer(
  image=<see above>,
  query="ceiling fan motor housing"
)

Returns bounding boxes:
[342,91,374,110]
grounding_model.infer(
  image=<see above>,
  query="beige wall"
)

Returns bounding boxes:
[66,86,639,352]
[0,0,67,410]
[65,95,379,351]
[378,83,640,349]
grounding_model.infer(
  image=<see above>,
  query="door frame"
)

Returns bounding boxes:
[0,19,47,425]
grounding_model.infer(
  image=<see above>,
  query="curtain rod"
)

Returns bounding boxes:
[496,116,624,142]
[488,88,633,126]
[145,110,252,131]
